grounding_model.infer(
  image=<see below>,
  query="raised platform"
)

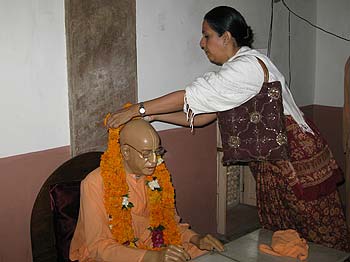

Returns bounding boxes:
[194,229,350,262]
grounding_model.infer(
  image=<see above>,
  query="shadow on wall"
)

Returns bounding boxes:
[159,122,217,234]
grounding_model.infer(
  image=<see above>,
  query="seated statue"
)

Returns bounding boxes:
[69,119,224,261]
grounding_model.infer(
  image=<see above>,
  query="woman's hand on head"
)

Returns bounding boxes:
[143,245,191,262]
[106,105,137,129]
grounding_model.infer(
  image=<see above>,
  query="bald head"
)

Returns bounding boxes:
[120,119,159,146]
[120,119,161,177]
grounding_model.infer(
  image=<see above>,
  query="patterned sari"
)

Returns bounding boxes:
[249,116,350,251]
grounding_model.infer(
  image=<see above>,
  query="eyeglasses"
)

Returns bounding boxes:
[124,143,166,160]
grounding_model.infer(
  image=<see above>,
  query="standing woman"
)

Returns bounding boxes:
[107,6,350,251]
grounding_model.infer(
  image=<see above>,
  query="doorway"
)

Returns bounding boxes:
[216,125,260,240]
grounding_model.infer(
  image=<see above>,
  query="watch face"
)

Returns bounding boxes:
[139,107,146,114]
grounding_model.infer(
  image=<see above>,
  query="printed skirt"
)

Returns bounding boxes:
[249,116,350,251]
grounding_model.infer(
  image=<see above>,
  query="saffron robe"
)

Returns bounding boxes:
[69,168,206,262]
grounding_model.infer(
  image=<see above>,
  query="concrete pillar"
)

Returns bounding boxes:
[65,0,137,156]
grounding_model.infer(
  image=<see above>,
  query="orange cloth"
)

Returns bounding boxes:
[69,168,206,262]
[259,229,309,261]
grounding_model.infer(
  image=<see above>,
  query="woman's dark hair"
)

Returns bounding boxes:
[204,6,254,48]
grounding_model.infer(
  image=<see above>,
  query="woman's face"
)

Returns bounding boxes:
[199,20,228,66]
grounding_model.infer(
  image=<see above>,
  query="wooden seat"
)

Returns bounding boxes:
[30,151,103,262]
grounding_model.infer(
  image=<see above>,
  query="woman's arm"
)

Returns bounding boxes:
[107,90,185,128]
[147,112,217,127]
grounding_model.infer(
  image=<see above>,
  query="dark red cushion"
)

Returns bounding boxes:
[49,182,81,262]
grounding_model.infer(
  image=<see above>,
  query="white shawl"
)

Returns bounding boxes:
[184,46,313,134]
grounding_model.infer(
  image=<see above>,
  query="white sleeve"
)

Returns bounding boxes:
[184,56,264,115]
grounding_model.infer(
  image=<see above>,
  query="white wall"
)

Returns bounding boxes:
[0,0,69,157]
[2,0,347,158]
[136,0,271,130]
[270,0,317,107]
[315,0,350,106]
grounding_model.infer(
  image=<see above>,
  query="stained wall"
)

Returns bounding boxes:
[65,0,137,156]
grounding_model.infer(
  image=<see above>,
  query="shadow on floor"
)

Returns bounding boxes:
[216,204,261,244]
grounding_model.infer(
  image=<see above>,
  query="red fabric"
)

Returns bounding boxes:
[249,116,350,252]
[50,182,81,262]
[218,80,289,165]
[264,116,344,201]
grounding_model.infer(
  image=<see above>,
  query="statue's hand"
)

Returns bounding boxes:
[161,245,191,262]
[191,234,224,252]
[143,245,190,262]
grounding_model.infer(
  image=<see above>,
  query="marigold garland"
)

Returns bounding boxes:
[100,115,181,250]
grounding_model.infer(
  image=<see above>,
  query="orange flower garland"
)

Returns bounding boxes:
[100,116,181,250]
